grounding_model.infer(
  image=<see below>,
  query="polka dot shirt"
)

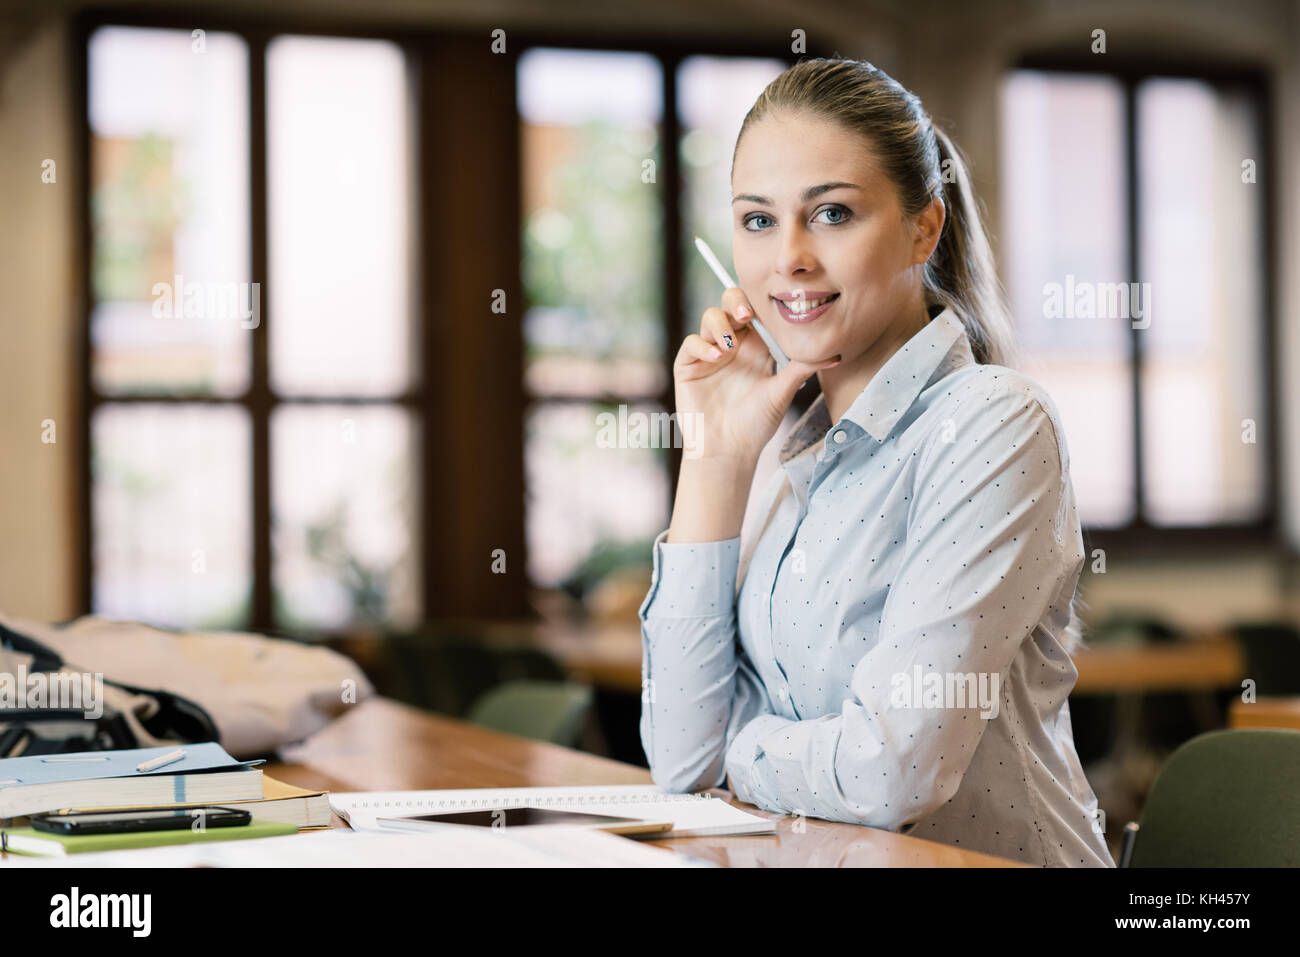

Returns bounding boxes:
[638,308,1114,868]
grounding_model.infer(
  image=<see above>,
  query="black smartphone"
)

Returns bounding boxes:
[30,806,252,835]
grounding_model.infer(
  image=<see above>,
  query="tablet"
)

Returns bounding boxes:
[376,806,673,837]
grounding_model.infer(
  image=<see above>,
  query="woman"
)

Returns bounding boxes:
[638,58,1114,867]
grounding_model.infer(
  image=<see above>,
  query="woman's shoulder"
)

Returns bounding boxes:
[936,361,1058,410]
[923,361,1073,468]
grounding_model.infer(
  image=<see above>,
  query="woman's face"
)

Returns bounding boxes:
[731,110,942,366]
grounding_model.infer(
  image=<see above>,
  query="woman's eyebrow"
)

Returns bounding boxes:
[731,181,863,205]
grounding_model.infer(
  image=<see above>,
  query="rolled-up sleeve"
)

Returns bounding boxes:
[720,383,1081,828]
[638,530,775,793]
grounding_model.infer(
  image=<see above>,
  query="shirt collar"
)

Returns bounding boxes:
[778,307,973,464]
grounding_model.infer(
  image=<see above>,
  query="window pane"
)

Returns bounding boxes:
[272,405,419,631]
[1000,71,1134,527]
[525,402,669,588]
[519,49,665,398]
[268,37,412,397]
[89,27,250,395]
[92,404,250,627]
[678,56,787,332]
[1137,79,1266,525]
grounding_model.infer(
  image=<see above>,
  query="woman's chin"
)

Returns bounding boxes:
[783,343,842,366]
[778,328,840,363]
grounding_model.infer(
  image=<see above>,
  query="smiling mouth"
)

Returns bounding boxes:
[772,292,840,322]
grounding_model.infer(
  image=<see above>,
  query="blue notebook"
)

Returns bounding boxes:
[0,743,264,819]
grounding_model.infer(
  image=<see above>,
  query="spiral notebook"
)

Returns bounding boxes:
[329,785,776,837]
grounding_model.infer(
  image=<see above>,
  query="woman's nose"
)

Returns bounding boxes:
[774,222,819,275]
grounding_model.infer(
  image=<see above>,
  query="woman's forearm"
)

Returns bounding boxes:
[667,456,758,544]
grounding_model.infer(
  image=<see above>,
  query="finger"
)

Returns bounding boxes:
[674,333,725,372]
[720,286,757,326]
[700,306,740,354]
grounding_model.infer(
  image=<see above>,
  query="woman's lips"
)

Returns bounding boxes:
[773,293,839,324]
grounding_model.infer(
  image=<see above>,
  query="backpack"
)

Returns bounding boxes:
[0,613,372,760]
[0,622,220,757]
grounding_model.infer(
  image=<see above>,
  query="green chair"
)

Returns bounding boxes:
[1085,610,1180,645]
[384,629,501,717]
[494,646,568,684]
[1121,729,1300,867]
[467,680,594,749]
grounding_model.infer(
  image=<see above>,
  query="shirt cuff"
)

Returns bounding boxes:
[638,528,741,620]
[724,713,794,810]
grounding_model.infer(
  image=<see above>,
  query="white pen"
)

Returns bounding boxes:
[136,747,186,772]
[694,236,789,373]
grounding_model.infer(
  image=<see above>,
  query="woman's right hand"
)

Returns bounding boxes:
[673,286,841,466]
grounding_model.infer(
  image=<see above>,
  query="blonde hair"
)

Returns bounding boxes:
[732,57,1021,370]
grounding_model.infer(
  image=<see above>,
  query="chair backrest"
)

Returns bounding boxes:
[494,646,568,684]
[1086,611,1179,645]
[1129,729,1300,866]
[467,680,594,748]
[385,632,501,716]
[1232,621,1300,695]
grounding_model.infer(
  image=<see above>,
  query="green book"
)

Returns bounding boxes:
[1,818,299,857]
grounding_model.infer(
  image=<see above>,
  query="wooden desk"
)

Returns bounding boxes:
[1228,696,1300,731]
[268,696,1024,867]
[490,620,1247,697]
[1071,636,1244,694]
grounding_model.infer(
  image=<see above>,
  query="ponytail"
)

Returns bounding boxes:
[927,127,1020,369]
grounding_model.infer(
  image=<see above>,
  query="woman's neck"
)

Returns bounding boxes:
[817,301,933,425]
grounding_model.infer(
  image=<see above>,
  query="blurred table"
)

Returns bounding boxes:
[495,620,1247,697]
[1070,635,1244,694]
[1228,696,1300,731]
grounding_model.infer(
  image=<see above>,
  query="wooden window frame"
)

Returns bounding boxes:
[1010,51,1283,559]
[72,9,805,634]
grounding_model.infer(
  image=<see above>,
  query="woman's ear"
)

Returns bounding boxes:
[912,196,945,265]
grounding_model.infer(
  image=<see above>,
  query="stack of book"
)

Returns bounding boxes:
[0,742,331,857]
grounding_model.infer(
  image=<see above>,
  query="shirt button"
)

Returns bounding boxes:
[832,429,847,444]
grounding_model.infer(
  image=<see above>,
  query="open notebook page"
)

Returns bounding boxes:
[330,784,776,837]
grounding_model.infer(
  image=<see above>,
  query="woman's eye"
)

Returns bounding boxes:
[742,213,773,231]
[816,205,852,225]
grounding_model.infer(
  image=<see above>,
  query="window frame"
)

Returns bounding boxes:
[72,8,803,632]
[1007,52,1283,558]
[75,14,428,635]
[515,44,801,591]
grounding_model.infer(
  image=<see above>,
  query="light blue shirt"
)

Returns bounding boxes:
[638,307,1114,867]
